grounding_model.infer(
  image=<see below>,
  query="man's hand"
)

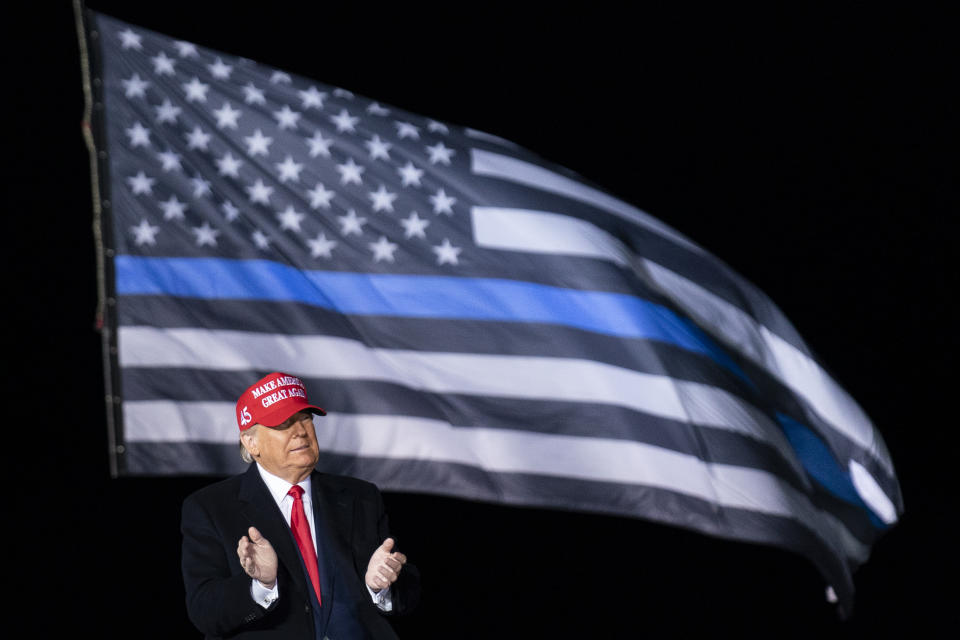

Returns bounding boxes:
[365,537,407,592]
[237,526,278,589]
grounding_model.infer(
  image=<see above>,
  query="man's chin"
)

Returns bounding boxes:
[289,450,320,466]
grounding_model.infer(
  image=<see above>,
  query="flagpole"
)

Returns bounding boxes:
[74,0,123,478]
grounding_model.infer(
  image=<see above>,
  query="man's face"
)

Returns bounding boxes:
[244,411,320,484]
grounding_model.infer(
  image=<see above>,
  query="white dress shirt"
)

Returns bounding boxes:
[249,463,391,611]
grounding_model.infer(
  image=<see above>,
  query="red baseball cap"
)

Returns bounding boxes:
[235,371,326,431]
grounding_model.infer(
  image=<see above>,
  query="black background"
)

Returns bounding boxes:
[7,2,955,637]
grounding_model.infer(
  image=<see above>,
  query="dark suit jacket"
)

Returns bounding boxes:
[181,464,419,639]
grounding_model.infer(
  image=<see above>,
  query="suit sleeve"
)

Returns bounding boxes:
[370,487,421,616]
[181,493,275,636]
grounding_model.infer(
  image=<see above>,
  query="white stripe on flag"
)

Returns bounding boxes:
[124,402,867,563]
[848,459,897,525]
[470,149,702,254]
[472,206,632,265]
[125,400,238,443]
[118,326,803,476]
[471,207,892,474]
[464,128,521,148]
[641,261,893,475]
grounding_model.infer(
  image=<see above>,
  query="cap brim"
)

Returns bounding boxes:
[257,400,327,427]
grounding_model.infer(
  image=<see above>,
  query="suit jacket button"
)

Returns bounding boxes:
[304,604,311,614]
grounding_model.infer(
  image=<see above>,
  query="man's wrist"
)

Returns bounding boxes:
[251,577,279,609]
[367,584,393,611]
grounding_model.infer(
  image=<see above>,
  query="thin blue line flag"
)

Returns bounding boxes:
[81,9,903,616]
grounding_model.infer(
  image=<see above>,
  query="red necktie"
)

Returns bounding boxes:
[287,485,322,605]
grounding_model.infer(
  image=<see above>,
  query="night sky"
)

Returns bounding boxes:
[10,2,955,637]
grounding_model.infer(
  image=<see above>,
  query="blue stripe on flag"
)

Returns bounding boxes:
[776,412,886,529]
[115,255,749,381]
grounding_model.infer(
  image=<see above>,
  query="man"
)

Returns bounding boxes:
[181,372,419,639]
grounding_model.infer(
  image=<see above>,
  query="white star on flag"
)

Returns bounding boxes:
[125,121,151,147]
[299,86,327,109]
[364,135,392,161]
[221,201,240,222]
[432,238,462,265]
[330,109,359,133]
[242,83,266,105]
[173,40,198,57]
[369,235,398,262]
[426,141,455,165]
[192,222,220,247]
[182,77,210,102]
[185,126,211,151]
[395,121,420,139]
[159,195,187,220]
[276,205,305,231]
[122,73,150,98]
[338,209,366,236]
[157,150,182,172]
[307,183,335,209]
[307,232,338,258]
[306,131,333,158]
[397,162,424,187]
[130,219,159,245]
[251,229,270,249]
[215,152,243,177]
[151,51,176,75]
[246,179,274,205]
[336,158,365,185]
[429,188,457,215]
[207,57,233,79]
[154,99,181,124]
[276,156,304,183]
[127,171,155,195]
[400,212,430,239]
[213,102,242,129]
[244,129,273,156]
[274,105,301,130]
[118,28,142,50]
[368,185,398,213]
[190,176,212,198]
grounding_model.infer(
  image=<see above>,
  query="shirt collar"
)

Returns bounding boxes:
[255,463,313,507]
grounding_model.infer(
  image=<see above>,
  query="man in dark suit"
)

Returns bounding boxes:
[181,372,419,639]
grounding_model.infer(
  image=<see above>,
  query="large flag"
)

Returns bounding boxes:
[80,9,902,613]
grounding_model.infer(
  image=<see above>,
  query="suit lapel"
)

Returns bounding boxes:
[311,472,357,608]
[237,464,311,600]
